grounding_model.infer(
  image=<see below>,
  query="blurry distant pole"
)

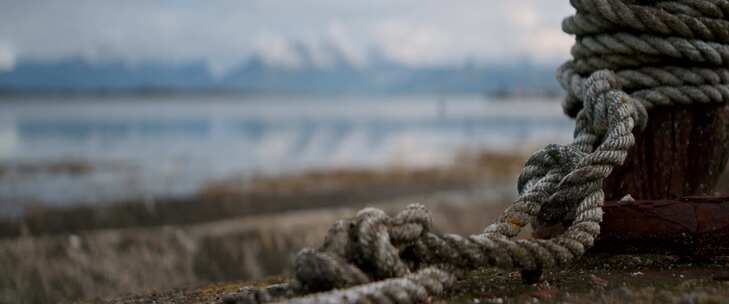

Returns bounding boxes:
[437,96,447,119]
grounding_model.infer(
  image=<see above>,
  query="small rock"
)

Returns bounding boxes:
[68,234,82,250]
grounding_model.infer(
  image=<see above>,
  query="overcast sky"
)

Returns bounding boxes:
[0,1,575,74]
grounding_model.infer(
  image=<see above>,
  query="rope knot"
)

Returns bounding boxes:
[580,70,647,135]
[292,204,432,293]
[559,64,649,132]
[517,144,586,195]
[389,203,432,245]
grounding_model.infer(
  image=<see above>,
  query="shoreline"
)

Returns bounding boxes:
[0,150,526,239]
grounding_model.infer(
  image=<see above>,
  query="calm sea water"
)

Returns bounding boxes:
[0,95,573,214]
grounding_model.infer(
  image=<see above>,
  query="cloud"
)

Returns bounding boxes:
[254,33,302,69]
[325,23,368,67]
[508,2,539,28]
[0,0,575,71]
[371,20,452,66]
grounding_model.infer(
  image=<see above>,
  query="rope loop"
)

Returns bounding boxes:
[560,64,649,130]
[290,204,432,294]
[517,144,586,195]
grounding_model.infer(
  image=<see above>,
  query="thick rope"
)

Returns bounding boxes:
[224,1,729,303]
[229,73,635,304]
[278,268,454,304]
[561,0,729,118]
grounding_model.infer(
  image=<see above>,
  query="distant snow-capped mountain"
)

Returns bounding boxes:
[0,51,562,95]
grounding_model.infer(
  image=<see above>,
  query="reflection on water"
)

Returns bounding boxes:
[18,119,212,141]
[0,95,572,213]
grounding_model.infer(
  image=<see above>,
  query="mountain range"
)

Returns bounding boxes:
[0,53,563,96]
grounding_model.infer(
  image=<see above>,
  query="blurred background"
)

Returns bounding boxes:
[0,1,588,303]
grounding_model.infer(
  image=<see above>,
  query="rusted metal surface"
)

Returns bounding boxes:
[603,105,729,201]
[593,196,729,256]
[597,105,729,255]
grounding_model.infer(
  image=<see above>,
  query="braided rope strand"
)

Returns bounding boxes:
[564,0,729,42]
[278,268,454,304]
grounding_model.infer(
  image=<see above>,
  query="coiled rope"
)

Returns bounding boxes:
[225,1,729,303]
